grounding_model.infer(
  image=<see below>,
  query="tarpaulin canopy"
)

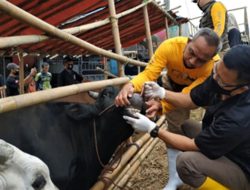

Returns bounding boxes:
[0,0,188,56]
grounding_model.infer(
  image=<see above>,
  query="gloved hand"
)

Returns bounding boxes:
[143,81,166,100]
[123,112,156,133]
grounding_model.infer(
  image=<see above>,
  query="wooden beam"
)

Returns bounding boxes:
[108,0,124,76]
[143,5,153,58]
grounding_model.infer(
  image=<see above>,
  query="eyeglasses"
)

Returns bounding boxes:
[213,61,248,88]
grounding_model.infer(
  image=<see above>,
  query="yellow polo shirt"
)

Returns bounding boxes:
[131,37,220,113]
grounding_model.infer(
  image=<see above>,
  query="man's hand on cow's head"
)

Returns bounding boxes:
[115,82,134,107]
[145,99,162,119]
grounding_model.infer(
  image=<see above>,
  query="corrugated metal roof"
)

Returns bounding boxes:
[0,0,188,56]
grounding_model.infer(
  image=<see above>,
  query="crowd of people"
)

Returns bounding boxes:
[0,56,84,97]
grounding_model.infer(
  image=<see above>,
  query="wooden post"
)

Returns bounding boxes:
[179,24,182,36]
[17,49,25,94]
[108,0,124,77]
[102,57,108,79]
[244,7,249,39]
[143,5,153,58]
[165,17,169,39]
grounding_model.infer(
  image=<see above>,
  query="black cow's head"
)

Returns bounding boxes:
[64,86,146,190]
[66,86,146,121]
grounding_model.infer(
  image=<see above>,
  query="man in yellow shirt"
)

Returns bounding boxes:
[115,28,221,190]
[193,0,229,56]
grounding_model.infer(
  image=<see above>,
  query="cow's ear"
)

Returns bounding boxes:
[0,140,14,165]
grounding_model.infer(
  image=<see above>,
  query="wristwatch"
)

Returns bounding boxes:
[150,125,160,138]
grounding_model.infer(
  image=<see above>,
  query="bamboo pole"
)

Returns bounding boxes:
[244,7,249,38]
[0,0,153,50]
[108,0,124,77]
[90,134,150,190]
[165,17,169,39]
[111,117,167,189]
[179,24,182,36]
[0,0,146,67]
[143,5,153,58]
[110,123,167,190]
[113,138,161,189]
[0,77,129,114]
[96,66,118,79]
[151,1,178,25]
[17,49,25,94]
[91,115,166,190]
[0,19,110,49]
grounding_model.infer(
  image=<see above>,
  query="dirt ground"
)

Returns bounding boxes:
[121,108,205,190]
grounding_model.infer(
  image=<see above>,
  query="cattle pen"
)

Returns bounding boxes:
[0,0,189,189]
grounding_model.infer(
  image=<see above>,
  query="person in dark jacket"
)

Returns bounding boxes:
[58,56,83,87]
[193,0,229,56]
[6,63,36,96]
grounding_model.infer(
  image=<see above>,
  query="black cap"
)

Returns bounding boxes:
[7,63,19,70]
[192,0,198,2]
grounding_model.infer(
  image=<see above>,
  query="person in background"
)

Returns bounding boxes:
[192,0,229,56]
[58,56,83,86]
[227,13,242,47]
[115,28,221,190]
[35,62,52,91]
[26,77,36,93]
[6,62,36,96]
[123,45,250,190]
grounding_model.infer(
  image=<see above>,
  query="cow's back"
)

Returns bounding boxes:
[0,103,84,189]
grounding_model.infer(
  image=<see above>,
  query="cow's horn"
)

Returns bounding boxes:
[0,140,14,164]
[88,91,99,99]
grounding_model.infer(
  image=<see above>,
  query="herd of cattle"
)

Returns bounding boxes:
[0,86,145,190]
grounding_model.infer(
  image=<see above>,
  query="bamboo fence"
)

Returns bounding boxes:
[0,77,129,114]
[91,115,166,190]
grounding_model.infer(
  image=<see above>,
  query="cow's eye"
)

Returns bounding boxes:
[32,175,46,190]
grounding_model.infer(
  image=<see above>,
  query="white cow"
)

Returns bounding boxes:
[0,139,58,190]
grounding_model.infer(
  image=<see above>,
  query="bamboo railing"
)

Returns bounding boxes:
[91,115,166,190]
[0,77,129,114]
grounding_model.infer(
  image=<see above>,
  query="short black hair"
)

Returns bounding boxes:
[64,56,75,63]
[223,45,250,83]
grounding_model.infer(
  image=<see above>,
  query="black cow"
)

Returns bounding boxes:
[0,86,143,190]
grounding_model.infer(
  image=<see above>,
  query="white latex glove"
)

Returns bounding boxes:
[143,81,166,100]
[123,112,156,133]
